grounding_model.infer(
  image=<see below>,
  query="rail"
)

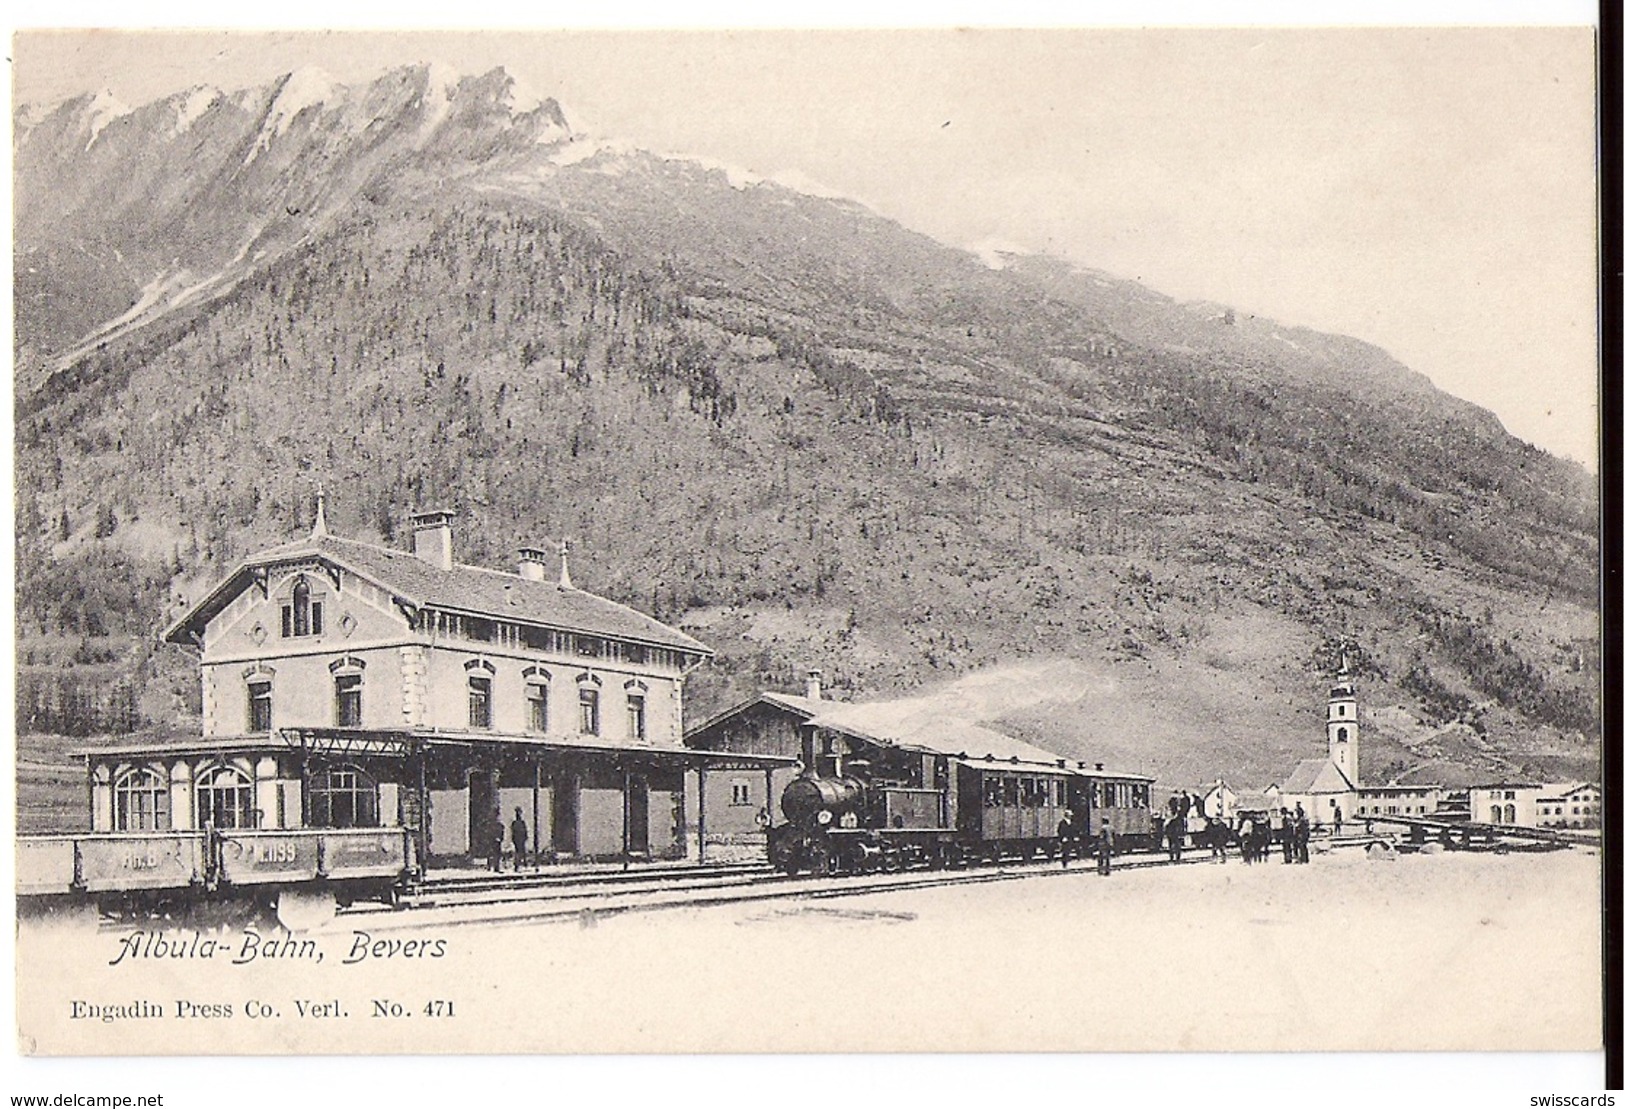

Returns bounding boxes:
[1356,813,1598,846]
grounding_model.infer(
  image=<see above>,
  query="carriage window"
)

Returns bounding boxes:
[114,768,170,831]
[197,765,254,829]
[984,777,1000,808]
[1037,780,1051,806]
[1104,783,1118,807]
[308,765,379,828]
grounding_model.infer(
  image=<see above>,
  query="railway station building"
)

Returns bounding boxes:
[86,506,786,868]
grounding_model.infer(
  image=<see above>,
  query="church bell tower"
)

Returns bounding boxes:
[1326,651,1360,786]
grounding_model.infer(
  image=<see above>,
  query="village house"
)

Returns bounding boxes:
[1353,784,1441,820]
[1533,782,1601,829]
[86,504,785,867]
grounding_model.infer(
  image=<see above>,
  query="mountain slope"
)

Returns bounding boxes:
[12,65,1599,792]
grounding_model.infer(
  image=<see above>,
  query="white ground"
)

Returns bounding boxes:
[16,846,1602,1055]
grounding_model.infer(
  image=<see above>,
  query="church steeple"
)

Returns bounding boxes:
[1327,650,1359,786]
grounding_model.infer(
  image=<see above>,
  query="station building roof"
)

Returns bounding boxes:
[77,728,795,766]
[687,686,1150,779]
[164,531,709,657]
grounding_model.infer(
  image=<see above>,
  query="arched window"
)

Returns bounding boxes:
[1504,803,1516,824]
[330,657,365,727]
[523,666,551,734]
[115,767,170,831]
[308,765,379,828]
[468,678,493,728]
[197,765,254,829]
[527,682,549,733]
[1490,804,1503,823]
[282,577,325,638]
[578,687,600,735]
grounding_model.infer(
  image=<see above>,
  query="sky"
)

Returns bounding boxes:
[9,18,1601,470]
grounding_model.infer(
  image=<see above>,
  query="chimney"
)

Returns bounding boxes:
[805,669,823,701]
[410,510,456,571]
[517,547,547,582]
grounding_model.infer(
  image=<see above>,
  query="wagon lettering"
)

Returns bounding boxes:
[254,840,300,864]
[121,847,161,870]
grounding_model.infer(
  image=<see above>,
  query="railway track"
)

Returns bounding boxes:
[332,850,1223,933]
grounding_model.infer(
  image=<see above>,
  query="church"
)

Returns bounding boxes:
[1279,657,1362,827]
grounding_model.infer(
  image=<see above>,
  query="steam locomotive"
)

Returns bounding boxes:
[766,725,1155,876]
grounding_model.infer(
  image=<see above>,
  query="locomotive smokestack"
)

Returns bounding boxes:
[806,669,823,701]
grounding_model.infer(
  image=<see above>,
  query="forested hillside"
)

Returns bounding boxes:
[13,65,1598,791]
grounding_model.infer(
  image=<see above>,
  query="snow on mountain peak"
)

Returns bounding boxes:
[169,85,222,138]
[83,89,130,149]
[422,60,460,95]
[271,67,335,127]
[498,68,548,115]
[970,237,1033,270]
[683,152,765,190]
[411,60,461,144]
[249,66,336,157]
[766,168,851,202]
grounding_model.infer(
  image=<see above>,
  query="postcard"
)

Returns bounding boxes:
[9,20,1606,1089]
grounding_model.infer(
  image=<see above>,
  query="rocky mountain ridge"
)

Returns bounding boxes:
[12,64,1600,792]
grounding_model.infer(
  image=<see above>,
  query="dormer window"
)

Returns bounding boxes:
[281,577,324,638]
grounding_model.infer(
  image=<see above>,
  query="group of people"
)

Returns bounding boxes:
[487,807,532,871]
[1156,791,1204,862]
[1055,812,1116,876]
[1236,803,1313,864]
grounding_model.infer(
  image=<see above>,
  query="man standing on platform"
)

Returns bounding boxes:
[1097,818,1116,877]
[1057,810,1076,868]
[510,807,529,872]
